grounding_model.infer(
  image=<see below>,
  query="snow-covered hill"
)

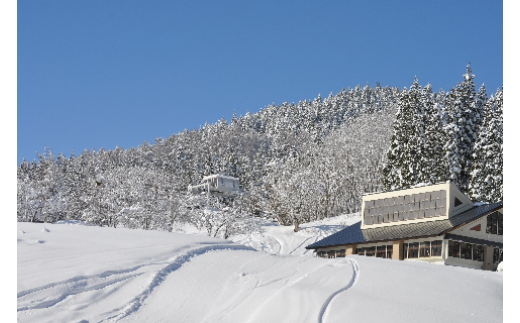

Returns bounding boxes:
[18,215,502,323]
[230,213,361,256]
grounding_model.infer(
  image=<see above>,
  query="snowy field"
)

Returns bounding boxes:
[18,215,502,323]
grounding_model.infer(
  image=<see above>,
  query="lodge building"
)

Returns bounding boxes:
[306,182,503,271]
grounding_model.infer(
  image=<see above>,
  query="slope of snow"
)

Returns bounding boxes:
[18,216,502,323]
[231,213,361,256]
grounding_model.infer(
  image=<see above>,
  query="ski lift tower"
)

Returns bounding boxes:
[188,174,240,197]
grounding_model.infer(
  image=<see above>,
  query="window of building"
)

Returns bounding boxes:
[337,249,346,257]
[461,243,472,259]
[408,243,419,258]
[365,247,376,257]
[448,240,460,258]
[472,245,484,261]
[376,246,386,258]
[357,248,365,256]
[327,250,336,258]
[454,197,463,207]
[420,241,431,257]
[493,248,502,264]
[317,251,327,258]
[403,243,408,259]
[386,245,393,258]
[498,213,503,235]
[486,211,503,235]
[431,240,442,256]
[487,212,497,234]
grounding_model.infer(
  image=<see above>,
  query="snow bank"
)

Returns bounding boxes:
[18,218,502,323]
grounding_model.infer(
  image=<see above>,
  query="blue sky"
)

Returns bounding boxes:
[17,0,503,163]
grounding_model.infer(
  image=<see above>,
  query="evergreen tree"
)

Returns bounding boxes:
[383,78,423,191]
[419,83,445,185]
[443,64,479,191]
[468,88,503,202]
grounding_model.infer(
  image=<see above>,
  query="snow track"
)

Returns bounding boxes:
[102,244,255,321]
[18,217,503,323]
[318,259,359,323]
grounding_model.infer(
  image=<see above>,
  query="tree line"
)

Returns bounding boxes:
[17,64,502,234]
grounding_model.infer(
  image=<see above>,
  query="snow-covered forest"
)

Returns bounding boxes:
[17,64,503,235]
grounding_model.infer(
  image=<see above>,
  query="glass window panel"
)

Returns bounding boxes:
[498,213,503,235]
[417,210,425,219]
[408,243,419,258]
[398,212,405,221]
[365,247,375,257]
[461,243,471,259]
[383,214,389,223]
[448,241,460,258]
[487,212,498,234]
[419,193,425,202]
[410,211,418,220]
[420,201,426,210]
[393,213,399,222]
[431,240,442,256]
[493,248,500,263]
[441,190,447,198]
[392,197,398,206]
[420,241,431,257]
[393,205,399,213]
[398,204,405,212]
[431,191,439,200]
[386,245,393,259]
[376,246,386,258]
[384,198,391,206]
[413,194,420,202]
[425,192,431,201]
[405,195,412,203]
[337,249,346,257]
[454,197,463,207]
[357,248,365,256]
[378,215,384,223]
[398,196,405,204]
[472,245,483,261]
[404,243,409,259]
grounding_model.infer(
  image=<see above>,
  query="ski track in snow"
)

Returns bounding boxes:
[99,244,256,322]
[17,272,144,312]
[17,261,170,301]
[288,236,313,255]
[318,258,359,323]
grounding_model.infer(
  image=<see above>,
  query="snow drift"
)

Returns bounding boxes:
[18,217,502,323]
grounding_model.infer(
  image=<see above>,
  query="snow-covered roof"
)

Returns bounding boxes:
[361,181,451,197]
[202,174,239,181]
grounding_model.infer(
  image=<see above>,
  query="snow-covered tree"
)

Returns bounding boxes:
[468,88,503,202]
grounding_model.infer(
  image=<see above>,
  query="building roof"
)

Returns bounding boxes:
[202,174,239,181]
[443,233,503,248]
[306,202,503,249]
